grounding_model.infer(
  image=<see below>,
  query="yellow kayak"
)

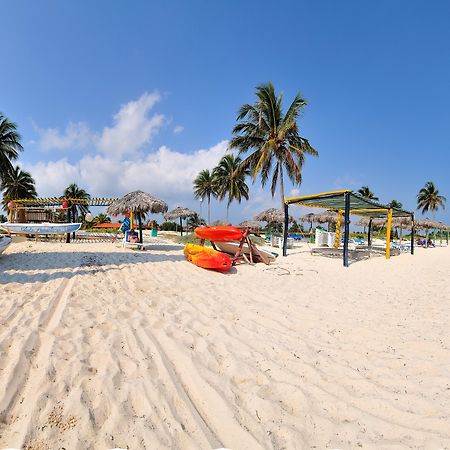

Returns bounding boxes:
[184,243,232,271]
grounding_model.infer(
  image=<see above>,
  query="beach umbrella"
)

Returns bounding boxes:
[239,220,263,231]
[314,210,339,224]
[299,212,317,231]
[107,190,168,243]
[254,208,294,224]
[164,206,197,236]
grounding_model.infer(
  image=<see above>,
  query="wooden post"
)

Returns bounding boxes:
[411,214,415,255]
[385,209,393,259]
[343,193,350,267]
[334,210,342,248]
[282,203,289,256]
[138,213,143,244]
[368,218,373,247]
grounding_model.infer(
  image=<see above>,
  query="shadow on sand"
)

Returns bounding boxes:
[0,250,186,285]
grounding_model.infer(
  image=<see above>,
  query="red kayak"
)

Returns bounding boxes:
[194,226,244,242]
[184,244,232,271]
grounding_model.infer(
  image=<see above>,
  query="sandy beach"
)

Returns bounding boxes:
[0,237,449,449]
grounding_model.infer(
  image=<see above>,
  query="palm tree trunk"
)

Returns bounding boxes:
[208,194,211,225]
[279,165,285,210]
[226,202,230,223]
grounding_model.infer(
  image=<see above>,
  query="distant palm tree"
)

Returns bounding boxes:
[93,213,111,225]
[187,212,206,230]
[358,186,379,201]
[193,169,218,224]
[0,113,23,181]
[417,181,446,217]
[63,183,91,220]
[230,82,318,208]
[388,199,403,209]
[212,154,249,222]
[1,166,37,211]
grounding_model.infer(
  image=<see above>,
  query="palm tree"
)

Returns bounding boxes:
[0,113,23,181]
[212,154,249,222]
[358,186,379,201]
[63,183,91,221]
[229,82,318,208]
[193,169,218,224]
[93,213,111,225]
[1,166,37,211]
[417,181,446,217]
[388,199,403,209]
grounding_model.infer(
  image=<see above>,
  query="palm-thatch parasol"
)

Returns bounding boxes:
[164,206,197,236]
[299,212,318,231]
[107,190,168,243]
[239,220,263,230]
[314,210,339,224]
[254,208,294,224]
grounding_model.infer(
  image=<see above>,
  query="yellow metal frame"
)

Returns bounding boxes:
[285,189,351,204]
[385,208,393,259]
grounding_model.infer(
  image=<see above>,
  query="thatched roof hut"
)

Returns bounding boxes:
[239,220,263,230]
[415,218,442,230]
[254,208,293,224]
[107,190,168,243]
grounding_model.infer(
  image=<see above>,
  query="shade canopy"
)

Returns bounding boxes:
[255,208,294,224]
[164,206,196,221]
[299,212,317,224]
[107,191,168,216]
[239,220,263,230]
[415,218,444,230]
[286,190,412,218]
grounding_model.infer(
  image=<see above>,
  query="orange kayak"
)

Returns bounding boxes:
[194,226,244,242]
[184,243,232,271]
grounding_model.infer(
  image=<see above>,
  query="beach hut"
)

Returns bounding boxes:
[299,212,317,231]
[164,206,197,236]
[107,191,168,244]
[255,208,293,234]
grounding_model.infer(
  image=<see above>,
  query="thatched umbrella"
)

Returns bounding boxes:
[239,220,263,231]
[299,212,317,231]
[107,190,168,243]
[164,206,197,236]
[254,208,294,224]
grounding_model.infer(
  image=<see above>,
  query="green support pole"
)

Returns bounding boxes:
[343,193,350,267]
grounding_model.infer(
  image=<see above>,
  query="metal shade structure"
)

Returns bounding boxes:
[283,189,414,266]
[107,191,168,243]
[164,206,197,236]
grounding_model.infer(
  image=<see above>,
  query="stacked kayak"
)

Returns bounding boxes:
[194,226,244,242]
[184,243,232,272]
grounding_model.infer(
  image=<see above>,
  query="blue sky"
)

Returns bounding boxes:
[1,0,449,223]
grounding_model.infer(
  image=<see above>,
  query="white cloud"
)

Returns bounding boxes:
[97,91,164,157]
[36,122,93,151]
[25,141,229,207]
[173,125,184,134]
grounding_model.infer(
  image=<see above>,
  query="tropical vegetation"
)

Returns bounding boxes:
[193,169,218,224]
[229,82,318,208]
[212,154,249,222]
[358,186,379,201]
[0,113,23,181]
[1,166,37,211]
[63,183,91,220]
[388,199,403,209]
[417,181,446,216]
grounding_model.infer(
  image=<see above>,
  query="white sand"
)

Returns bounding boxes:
[0,237,449,449]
